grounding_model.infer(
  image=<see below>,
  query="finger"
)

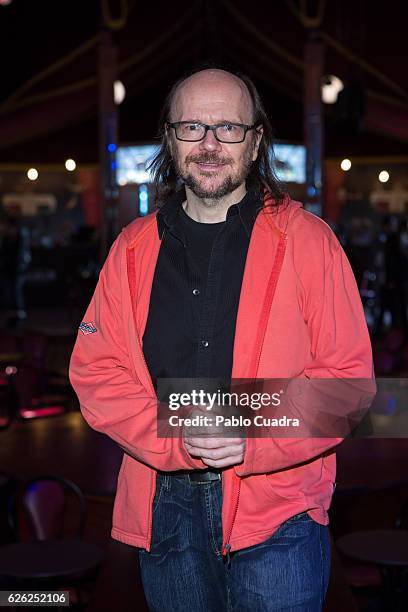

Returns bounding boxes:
[184,442,202,457]
[202,455,245,469]
[184,444,245,461]
[184,436,243,449]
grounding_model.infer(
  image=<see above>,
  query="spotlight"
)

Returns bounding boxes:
[114,80,126,105]
[341,159,352,171]
[65,159,77,171]
[322,75,344,104]
[27,168,38,181]
[379,171,389,183]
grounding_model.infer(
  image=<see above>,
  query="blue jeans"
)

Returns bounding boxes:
[139,474,330,611]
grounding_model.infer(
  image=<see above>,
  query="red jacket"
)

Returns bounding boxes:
[69,195,374,553]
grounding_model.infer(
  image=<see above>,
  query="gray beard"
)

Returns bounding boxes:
[182,173,243,203]
[174,147,254,202]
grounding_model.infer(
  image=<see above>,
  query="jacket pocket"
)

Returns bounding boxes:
[263,458,324,501]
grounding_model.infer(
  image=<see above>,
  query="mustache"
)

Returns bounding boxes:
[185,152,233,166]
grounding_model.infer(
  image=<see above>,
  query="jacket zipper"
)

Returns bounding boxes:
[137,335,156,551]
[248,231,287,377]
[126,245,157,396]
[221,229,287,561]
[222,474,241,566]
[126,244,158,551]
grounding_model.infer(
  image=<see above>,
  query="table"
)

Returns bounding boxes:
[0,540,104,580]
[337,530,408,567]
[337,530,408,609]
[0,412,122,496]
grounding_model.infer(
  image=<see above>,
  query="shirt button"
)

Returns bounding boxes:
[201,340,209,347]
[192,289,200,296]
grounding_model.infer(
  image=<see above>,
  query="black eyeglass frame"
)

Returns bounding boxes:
[166,121,261,143]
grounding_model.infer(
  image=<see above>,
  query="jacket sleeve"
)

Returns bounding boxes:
[235,227,375,477]
[69,234,206,472]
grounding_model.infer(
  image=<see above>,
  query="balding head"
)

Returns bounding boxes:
[170,69,254,125]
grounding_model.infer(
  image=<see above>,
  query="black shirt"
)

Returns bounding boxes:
[142,187,262,391]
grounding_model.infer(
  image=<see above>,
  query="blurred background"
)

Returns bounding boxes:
[1,1,408,610]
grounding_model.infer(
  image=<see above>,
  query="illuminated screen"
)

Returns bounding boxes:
[273,144,306,184]
[117,143,306,185]
[116,145,158,185]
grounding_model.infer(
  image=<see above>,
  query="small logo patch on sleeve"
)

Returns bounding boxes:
[79,322,98,335]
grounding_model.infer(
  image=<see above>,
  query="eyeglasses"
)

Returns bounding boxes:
[166,121,259,143]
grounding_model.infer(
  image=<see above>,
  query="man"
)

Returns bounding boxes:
[70,68,373,611]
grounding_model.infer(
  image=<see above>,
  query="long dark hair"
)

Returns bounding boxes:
[148,67,285,207]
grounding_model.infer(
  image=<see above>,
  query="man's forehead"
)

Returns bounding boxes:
[171,69,252,118]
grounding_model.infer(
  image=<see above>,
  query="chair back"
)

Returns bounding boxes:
[8,475,86,542]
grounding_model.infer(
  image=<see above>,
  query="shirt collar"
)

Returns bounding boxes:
[156,185,262,240]
[225,188,262,237]
[157,188,186,240]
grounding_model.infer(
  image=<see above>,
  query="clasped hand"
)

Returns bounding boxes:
[183,404,246,468]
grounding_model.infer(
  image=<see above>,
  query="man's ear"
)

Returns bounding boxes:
[252,126,263,162]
